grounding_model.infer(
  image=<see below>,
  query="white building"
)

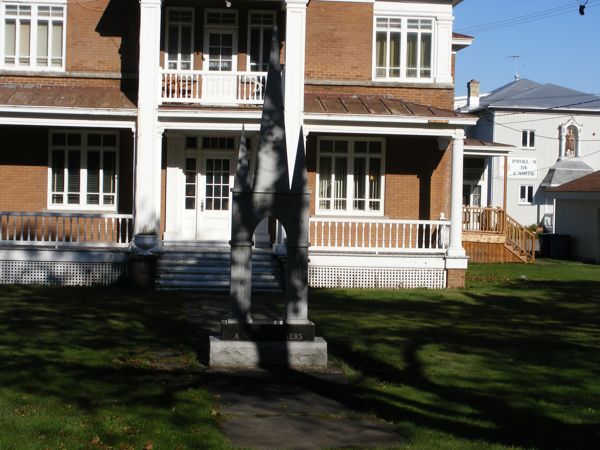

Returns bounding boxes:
[458,78,600,230]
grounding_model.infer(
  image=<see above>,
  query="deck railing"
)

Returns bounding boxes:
[0,212,133,247]
[462,206,536,262]
[161,69,267,105]
[309,217,450,253]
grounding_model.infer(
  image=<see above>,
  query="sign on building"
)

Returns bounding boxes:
[509,157,537,178]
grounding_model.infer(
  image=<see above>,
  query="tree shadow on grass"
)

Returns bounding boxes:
[307,280,600,449]
[0,285,224,449]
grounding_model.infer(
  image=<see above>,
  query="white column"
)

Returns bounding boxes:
[448,129,466,257]
[558,125,565,159]
[164,132,184,240]
[135,0,163,234]
[284,0,308,179]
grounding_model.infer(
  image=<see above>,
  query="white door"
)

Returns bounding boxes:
[197,155,234,241]
[202,30,237,102]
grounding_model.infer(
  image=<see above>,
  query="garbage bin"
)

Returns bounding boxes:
[538,233,551,258]
[549,234,571,260]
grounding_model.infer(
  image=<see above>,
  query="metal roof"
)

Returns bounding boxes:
[540,158,594,188]
[305,93,469,119]
[0,84,136,110]
[473,78,600,112]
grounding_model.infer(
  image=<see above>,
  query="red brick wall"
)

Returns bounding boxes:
[305,1,372,81]
[0,126,134,214]
[306,134,451,220]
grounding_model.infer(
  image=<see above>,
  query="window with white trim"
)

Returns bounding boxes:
[522,130,535,148]
[317,138,384,214]
[1,1,65,70]
[519,185,533,205]
[49,131,118,210]
[247,11,275,72]
[374,16,433,80]
[165,8,193,70]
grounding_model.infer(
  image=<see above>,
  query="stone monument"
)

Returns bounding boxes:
[209,27,327,370]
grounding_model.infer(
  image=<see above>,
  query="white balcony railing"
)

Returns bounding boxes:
[309,217,450,253]
[161,69,267,105]
[0,212,133,247]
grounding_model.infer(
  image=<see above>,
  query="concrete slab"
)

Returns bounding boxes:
[209,336,327,370]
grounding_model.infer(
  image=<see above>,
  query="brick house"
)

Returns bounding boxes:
[0,0,474,289]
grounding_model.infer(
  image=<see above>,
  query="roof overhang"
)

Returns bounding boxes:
[0,105,137,129]
[464,138,514,156]
[158,108,262,131]
[548,191,600,201]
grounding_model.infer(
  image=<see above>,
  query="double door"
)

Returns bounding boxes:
[182,153,234,241]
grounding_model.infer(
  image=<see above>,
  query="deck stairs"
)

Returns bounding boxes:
[463,207,536,264]
[156,241,283,293]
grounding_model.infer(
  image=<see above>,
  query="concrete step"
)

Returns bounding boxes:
[157,272,279,282]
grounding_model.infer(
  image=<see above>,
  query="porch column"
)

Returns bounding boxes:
[284,0,308,179]
[448,129,466,257]
[164,132,184,240]
[135,0,162,235]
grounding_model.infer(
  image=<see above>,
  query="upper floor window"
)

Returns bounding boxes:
[522,130,535,148]
[519,185,534,205]
[317,138,384,214]
[248,11,275,72]
[1,1,65,71]
[165,8,193,71]
[49,131,119,210]
[374,16,433,81]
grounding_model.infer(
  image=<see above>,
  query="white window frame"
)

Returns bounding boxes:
[519,185,534,205]
[203,9,238,73]
[0,0,66,71]
[246,10,275,72]
[522,129,535,149]
[373,15,435,82]
[47,130,120,212]
[315,136,386,217]
[164,7,194,71]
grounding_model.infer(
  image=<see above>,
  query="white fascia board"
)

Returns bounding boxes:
[547,191,600,201]
[158,109,262,131]
[464,146,513,156]
[374,1,452,17]
[160,121,261,132]
[314,0,373,3]
[0,105,137,117]
[0,112,136,130]
[303,113,476,126]
[158,109,262,121]
[309,254,446,269]
[305,123,457,137]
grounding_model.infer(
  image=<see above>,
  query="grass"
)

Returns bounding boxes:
[0,286,229,450]
[0,259,599,449]
[310,259,600,449]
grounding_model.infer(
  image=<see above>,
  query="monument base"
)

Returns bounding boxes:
[209,336,328,370]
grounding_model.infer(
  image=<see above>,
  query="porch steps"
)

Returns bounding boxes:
[155,243,283,293]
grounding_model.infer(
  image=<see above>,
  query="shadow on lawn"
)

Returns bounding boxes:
[0,285,219,447]
[309,279,600,449]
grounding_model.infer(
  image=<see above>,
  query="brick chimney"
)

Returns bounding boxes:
[467,79,480,108]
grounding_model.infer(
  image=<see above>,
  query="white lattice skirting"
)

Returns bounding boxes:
[0,260,127,286]
[308,266,447,289]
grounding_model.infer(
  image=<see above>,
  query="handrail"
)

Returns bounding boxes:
[505,213,536,262]
[161,69,268,105]
[309,217,450,253]
[0,211,133,247]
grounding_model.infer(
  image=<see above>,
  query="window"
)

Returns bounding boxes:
[522,130,535,148]
[375,16,433,80]
[519,185,534,205]
[317,138,384,214]
[248,11,275,72]
[1,1,65,70]
[165,8,193,70]
[49,131,118,210]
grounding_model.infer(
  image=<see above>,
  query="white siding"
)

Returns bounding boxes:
[554,199,600,263]
[485,111,600,227]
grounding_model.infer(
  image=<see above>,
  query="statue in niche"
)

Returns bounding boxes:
[565,126,576,157]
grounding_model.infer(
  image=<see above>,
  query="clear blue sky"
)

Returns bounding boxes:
[453,0,600,96]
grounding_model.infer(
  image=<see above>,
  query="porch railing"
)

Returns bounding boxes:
[161,69,267,105]
[309,217,450,253]
[0,212,133,247]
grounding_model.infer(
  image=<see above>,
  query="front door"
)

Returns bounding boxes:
[181,153,234,241]
[202,29,237,102]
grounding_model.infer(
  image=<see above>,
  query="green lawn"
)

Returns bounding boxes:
[0,286,229,450]
[0,260,599,449]
[311,259,600,449]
